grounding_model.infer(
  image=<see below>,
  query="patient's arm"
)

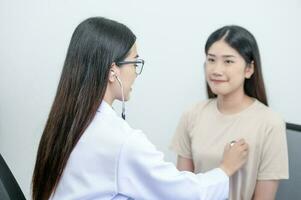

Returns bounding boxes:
[252,180,279,200]
[176,155,194,172]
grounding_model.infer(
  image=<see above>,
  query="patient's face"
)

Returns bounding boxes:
[205,40,252,97]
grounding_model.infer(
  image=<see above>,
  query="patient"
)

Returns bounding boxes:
[171,25,289,200]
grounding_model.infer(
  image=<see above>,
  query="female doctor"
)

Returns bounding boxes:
[32,17,249,200]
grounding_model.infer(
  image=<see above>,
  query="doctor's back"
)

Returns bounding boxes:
[50,101,135,199]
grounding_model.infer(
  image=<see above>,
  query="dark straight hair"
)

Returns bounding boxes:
[204,25,268,106]
[31,17,136,200]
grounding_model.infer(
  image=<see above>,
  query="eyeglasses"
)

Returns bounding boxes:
[116,59,145,75]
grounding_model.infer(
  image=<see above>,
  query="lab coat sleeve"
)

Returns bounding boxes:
[117,130,229,200]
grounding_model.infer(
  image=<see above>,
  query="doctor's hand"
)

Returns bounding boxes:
[219,139,249,177]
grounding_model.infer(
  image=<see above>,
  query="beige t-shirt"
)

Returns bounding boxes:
[170,98,289,200]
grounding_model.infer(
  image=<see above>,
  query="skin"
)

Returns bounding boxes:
[177,39,278,199]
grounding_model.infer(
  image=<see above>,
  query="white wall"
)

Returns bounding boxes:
[0,0,300,198]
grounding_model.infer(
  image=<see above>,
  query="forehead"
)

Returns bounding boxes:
[207,40,240,57]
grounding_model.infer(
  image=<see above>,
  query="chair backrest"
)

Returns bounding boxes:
[0,154,26,200]
[276,123,301,199]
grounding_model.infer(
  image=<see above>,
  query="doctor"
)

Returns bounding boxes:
[32,17,249,200]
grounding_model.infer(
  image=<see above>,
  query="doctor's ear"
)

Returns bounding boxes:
[108,63,119,82]
[108,70,116,82]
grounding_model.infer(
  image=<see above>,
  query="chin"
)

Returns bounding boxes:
[124,93,131,101]
[211,88,230,96]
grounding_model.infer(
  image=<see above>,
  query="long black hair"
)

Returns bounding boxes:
[204,25,268,106]
[32,17,136,200]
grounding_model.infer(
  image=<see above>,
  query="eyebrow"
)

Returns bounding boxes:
[207,53,236,58]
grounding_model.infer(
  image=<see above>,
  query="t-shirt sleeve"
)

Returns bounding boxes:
[170,110,193,159]
[257,117,289,180]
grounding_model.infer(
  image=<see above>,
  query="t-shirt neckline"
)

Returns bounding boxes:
[212,98,258,118]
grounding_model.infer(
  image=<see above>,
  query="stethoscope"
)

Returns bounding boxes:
[114,75,126,120]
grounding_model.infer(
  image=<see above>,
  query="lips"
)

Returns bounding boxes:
[210,79,227,83]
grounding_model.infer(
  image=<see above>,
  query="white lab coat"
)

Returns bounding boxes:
[50,101,229,200]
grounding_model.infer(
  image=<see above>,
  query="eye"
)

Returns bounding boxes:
[207,58,215,63]
[225,60,234,64]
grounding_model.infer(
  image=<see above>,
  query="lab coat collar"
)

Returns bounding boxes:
[97,100,117,116]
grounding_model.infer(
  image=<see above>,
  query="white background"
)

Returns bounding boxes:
[0,0,300,198]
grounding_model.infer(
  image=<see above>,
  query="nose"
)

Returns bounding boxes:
[211,62,224,76]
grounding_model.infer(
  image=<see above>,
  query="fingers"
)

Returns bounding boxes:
[228,139,249,153]
[233,139,248,148]
[241,143,249,151]
[236,139,245,145]
[224,143,231,151]
[224,139,249,155]
[236,144,248,154]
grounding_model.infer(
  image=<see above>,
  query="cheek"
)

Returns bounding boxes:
[229,69,246,86]
[122,68,135,83]
[126,71,136,87]
[205,68,211,81]
[130,70,136,82]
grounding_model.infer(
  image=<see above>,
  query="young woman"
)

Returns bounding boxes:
[31,18,249,200]
[171,25,289,200]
